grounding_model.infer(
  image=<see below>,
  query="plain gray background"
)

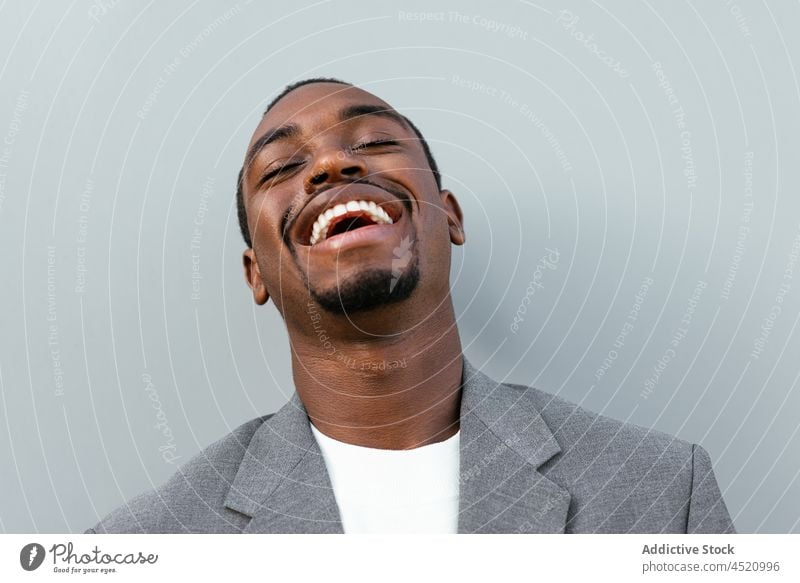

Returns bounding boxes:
[1,0,798,533]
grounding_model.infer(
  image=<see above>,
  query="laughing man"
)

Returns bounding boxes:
[87,79,735,534]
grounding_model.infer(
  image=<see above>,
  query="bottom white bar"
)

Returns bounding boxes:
[1,534,796,582]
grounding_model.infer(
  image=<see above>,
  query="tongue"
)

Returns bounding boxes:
[329,214,377,238]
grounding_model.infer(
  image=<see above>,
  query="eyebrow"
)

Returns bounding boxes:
[337,103,409,130]
[243,123,300,168]
[243,103,409,169]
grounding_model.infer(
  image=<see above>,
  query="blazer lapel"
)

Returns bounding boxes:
[224,391,343,533]
[224,358,570,534]
[457,359,571,533]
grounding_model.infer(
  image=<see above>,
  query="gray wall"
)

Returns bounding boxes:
[1,0,798,533]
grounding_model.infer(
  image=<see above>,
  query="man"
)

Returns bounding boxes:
[87,79,735,534]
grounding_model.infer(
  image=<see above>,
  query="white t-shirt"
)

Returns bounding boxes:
[309,423,460,534]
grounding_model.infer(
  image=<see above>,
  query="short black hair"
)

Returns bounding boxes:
[236,78,441,248]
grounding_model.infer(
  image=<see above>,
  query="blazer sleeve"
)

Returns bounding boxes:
[686,444,736,533]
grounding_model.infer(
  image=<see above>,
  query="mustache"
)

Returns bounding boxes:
[280,177,412,244]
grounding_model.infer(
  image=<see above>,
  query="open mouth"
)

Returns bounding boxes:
[309,199,394,246]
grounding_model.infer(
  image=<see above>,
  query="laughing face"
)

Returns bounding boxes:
[240,81,464,333]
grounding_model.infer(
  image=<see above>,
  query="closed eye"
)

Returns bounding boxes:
[259,160,303,185]
[352,139,399,152]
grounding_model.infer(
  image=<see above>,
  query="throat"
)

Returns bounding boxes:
[290,324,464,449]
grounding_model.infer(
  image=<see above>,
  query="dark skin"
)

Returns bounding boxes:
[241,82,466,449]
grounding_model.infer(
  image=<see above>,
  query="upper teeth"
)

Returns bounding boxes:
[309,200,393,246]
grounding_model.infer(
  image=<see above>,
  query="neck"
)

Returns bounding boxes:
[289,297,463,449]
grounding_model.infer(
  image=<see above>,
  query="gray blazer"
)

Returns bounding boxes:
[87,359,735,533]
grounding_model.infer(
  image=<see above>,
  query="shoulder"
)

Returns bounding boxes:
[87,415,271,534]
[515,383,695,463]
[508,383,707,532]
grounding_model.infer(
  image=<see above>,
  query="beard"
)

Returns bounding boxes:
[310,252,420,315]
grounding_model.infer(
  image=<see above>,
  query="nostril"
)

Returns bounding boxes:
[310,171,327,185]
[341,166,361,176]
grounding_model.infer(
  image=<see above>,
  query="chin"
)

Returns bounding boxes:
[310,258,420,315]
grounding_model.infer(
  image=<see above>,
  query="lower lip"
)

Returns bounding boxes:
[308,222,396,253]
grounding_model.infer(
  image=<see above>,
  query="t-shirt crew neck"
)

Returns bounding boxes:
[309,423,461,534]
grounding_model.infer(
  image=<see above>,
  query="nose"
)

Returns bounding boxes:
[304,146,368,194]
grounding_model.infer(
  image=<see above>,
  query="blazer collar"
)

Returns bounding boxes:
[224,358,570,533]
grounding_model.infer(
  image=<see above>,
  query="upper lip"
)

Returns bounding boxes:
[291,182,405,246]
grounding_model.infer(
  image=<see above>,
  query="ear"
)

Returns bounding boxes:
[242,248,269,305]
[440,189,465,245]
